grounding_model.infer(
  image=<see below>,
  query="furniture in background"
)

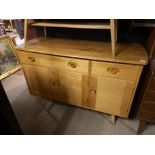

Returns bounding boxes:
[16,20,148,124]
[1,20,15,32]
[0,36,21,80]
[137,28,155,134]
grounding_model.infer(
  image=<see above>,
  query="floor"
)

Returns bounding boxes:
[2,69,155,135]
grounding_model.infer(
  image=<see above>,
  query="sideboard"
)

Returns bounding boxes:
[16,35,148,124]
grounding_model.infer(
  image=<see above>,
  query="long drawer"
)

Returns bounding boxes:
[91,61,140,80]
[139,110,155,123]
[16,50,89,73]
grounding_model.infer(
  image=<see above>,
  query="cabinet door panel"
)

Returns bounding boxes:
[23,64,84,107]
[94,76,135,117]
[23,65,59,100]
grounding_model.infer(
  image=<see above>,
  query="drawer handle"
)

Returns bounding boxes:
[107,68,119,74]
[68,62,77,68]
[90,87,96,95]
[49,79,54,86]
[55,80,60,87]
[49,79,60,87]
[28,57,35,62]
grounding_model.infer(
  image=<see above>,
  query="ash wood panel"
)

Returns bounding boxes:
[31,22,111,29]
[23,64,84,107]
[16,50,89,74]
[92,61,140,80]
[119,81,135,116]
[87,76,97,109]
[95,76,135,117]
[16,38,148,65]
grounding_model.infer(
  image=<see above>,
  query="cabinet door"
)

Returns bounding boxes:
[23,64,86,107]
[90,76,135,117]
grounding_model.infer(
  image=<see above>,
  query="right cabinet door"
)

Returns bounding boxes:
[94,76,135,117]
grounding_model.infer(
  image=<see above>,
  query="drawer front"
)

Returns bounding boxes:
[141,101,155,113]
[91,61,140,80]
[139,110,155,123]
[16,50,89,73]
[149,77,155,91]
[145,91,155,102]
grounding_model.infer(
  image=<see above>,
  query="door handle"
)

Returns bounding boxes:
[28,57,35,62]
[90,87,96,95]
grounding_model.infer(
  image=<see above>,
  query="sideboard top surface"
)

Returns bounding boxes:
[16,38,148,65]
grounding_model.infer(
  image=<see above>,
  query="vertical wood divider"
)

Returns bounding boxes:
[24,19,28,48]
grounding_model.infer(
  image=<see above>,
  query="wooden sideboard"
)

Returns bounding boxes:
[16,38,148,124]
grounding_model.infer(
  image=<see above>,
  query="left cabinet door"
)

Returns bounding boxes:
[23,64,86,107]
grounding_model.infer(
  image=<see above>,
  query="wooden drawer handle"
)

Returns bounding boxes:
[49,79,54,86]
[55,80,60,87]
[68,62,77,68]
[49,79,60,87]
[107,68,119,74]
[90,87,96,95]
[28,57,35,62]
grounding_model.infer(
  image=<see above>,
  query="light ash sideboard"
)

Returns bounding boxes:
[15,20,149,124]
[16,36,148,124]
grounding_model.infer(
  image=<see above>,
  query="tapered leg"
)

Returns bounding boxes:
[137,120,146,135]
[112,115,116,125]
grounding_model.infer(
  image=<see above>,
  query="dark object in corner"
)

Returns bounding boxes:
[0,82,22,134]
[136,28,155,134]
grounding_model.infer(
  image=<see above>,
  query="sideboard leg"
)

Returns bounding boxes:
[137,120,146,135]
[112,115,116,125]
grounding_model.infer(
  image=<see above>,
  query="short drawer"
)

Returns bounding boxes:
[149,77,155,91]
[16,50,89,73]
[141,101,155,113]
[139,110,155,123]
[145,91,155,102]
[91,61,140,80]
